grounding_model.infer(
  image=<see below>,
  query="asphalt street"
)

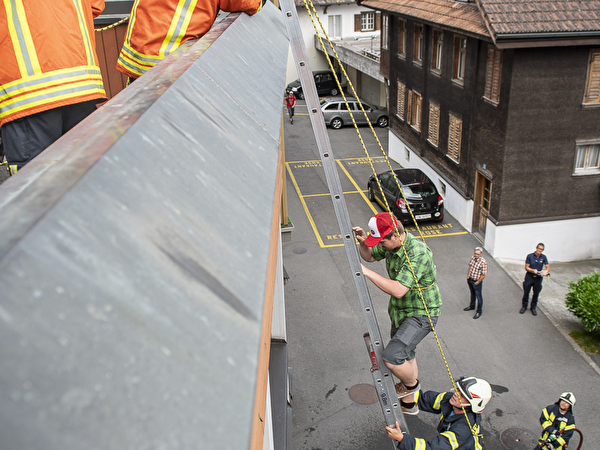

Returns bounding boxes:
[283,101,598,450]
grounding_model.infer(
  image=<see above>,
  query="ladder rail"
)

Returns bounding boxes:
[280,0,407,440]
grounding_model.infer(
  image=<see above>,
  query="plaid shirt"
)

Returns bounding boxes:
[371,233,442,328]
[467,255,487,281]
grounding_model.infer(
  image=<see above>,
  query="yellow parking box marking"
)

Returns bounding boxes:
[286,162,326,247]
[336,159,378,215]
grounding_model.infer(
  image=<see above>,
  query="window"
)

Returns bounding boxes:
[583,49,600,104]
[431,30,443,74]
[381,14,389,49]
[447,113,462,162]
[452,36,467,85]
[328,15,341,38]
[398,19,406,58]
[574,142,600,174]
[484,45,502,104]
[407,90,422,132]
[362,12,375,31]
[414,24,424,66]
[355,12,380,32]
[428,103,440,147]
[396,81,406,120]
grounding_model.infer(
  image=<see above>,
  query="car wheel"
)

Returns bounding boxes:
[377,116,389,127]
[331,118,343,129]
[298,91,305,100]
[330,87,339,96]
[368,186,375,201]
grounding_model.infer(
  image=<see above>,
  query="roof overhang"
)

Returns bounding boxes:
[359,0,491,40]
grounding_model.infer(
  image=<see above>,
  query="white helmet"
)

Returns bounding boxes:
[457,376,492,413]
[559,392,576,407]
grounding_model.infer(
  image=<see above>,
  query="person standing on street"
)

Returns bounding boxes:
[385,376,492,450]
[1,0,107,175]
[464,247,487,319]
[520,243,549,316]
[534,392,576,450]
[352,212,442,416]
[285,91,296,124]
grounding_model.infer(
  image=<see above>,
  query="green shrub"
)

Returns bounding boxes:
[565,270,600,335]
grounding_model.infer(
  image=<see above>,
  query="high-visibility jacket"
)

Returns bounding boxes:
[0,0,107,127]
[398,390,485,450]
[116,0,262,79]
[537,404,575,449]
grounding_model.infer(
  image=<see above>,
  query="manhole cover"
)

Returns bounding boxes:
[500,427,538,450]
[348,383,378,405]
[292,247,307,254]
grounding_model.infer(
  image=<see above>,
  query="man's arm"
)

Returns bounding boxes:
[361,265,409,298]
[352,226,375,262]
[476,261,487,284]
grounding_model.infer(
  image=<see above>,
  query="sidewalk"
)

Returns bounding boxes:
[497,257,600,371]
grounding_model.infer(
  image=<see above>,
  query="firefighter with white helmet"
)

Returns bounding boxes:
[385,376,492,450]
[535,392,576,449]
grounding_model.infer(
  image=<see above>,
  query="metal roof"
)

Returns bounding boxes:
[0,4,288,449]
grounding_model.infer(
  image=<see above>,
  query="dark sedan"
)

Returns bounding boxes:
[367,168,444,224]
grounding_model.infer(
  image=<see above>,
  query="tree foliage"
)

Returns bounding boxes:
[565,271,600,335]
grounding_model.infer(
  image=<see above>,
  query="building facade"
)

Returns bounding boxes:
[360,0,600,261]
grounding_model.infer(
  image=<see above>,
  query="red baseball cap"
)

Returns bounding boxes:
[364,213,398,247]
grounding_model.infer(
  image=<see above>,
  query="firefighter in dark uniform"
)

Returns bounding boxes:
[534,392,576,450]
[385,376,492,450]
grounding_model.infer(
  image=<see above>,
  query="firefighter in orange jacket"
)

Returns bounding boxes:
[0,0,107,175]
[117,0,263,81]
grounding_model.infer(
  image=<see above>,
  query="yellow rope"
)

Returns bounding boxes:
[302,0,481,438]
[94,16,129,32]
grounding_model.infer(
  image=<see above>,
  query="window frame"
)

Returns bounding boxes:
[397,18,406,59]
[583,49,600,105]
[407,90,422,132]
[413,23,424,67]
[361,11,375,32]
[431,29,443,75]
[381,14,389,50]
[447,113,462,163]
[452,35,467,86]
[573,140,600,175]
[328,15,342,38]
[484,45,502,104]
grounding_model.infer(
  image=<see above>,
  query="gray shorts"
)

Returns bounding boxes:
[382,315,438,365]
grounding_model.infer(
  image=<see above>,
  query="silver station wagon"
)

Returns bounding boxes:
[320,97,388,129]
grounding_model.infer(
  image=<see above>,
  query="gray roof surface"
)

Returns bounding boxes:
[0,4,288,449]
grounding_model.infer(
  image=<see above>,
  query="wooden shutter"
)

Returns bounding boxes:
[584,50,600,103]
[407,90,413,126]
[484,45,502,103]
[375,12,381,31]
[415,93,422,131]
[355,14,361,32]
[448,114,462,163]
[428,103,440,147]
[396,81,406,120]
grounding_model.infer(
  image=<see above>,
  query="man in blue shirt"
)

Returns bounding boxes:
[520,243,550,316]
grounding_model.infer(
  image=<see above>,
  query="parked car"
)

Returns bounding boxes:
[285,70,340,99]
[367,168,444,223]
[320,97,388,129]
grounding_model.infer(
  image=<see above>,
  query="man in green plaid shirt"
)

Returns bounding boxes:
[352,212,441,416]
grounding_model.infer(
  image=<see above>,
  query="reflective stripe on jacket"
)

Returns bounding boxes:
[116,0,262,79]
[538,404,575,449]
[0,0,106,126]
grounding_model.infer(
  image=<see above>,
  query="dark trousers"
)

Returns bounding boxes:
[1,100,98,171]
[467,278,483,313]
[522,273,543,310]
